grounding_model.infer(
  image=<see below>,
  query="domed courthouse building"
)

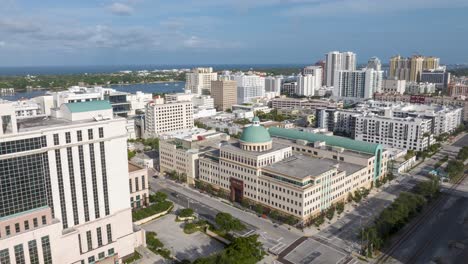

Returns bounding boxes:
[198,117,388,223]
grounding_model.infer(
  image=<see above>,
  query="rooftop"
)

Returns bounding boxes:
[128,162,145,173]
[65,100,112,113]
[263,155,338,179]
[269,127,381,155]
[222,142,289,157]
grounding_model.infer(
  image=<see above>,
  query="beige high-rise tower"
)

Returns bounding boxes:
[211,80,237,111]
[410,55,424,82]
[389,55,439,82]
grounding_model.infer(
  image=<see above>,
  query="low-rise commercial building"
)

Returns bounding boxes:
[128,162,149,209]
[196,119,388,223]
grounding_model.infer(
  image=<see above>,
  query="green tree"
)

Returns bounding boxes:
[336,202,345,215]
[127,150,136,160]
[326,207,335,220]
[215,212,245,232]
[353,190,362,203]
[457,146,468,161]
[178,208,194,218]
[150,191,168,203]
[314,213,325,227]
[347,192,354,203]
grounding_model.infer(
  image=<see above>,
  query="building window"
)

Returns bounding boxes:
[67,147,79,225]
[88,256,95,264]
[89,144,100,219]
[65,132,71,143]
[129,179,132,193]
[0,249,10,264]
[88,129,93,140]
[108,248,115,256]
[24,220,29,230]
[14,244,25,264]
[135,177,139,191]
[78,146,90,222]
[41,215,47,225]
[99,142,110,216]
[5,225,11,236]
[142,175,146,189]
[98,127,104,138]
[55,149,68,229]
[98,252,105,260]
[15,223,20,233]
[41,236,52,264]
[97,227,103,247]
[53,134,59,145]
[106,224,112,243]
[28,240,39,264]
[86,230,93,251]
[33,218,38,228]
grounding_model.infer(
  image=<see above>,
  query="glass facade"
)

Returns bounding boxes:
[0,153,50,218]
[0,136,46,155]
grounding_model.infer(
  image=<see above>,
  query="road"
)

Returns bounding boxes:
[147,133,466,264]
[149,177,303,257]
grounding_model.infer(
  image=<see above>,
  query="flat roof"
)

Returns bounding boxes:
[15,116,117,133]
[128,162,144,172]
[263,155,338,179]
[263,155,365,180]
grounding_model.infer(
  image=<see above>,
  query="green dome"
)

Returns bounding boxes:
[240,123,272,143]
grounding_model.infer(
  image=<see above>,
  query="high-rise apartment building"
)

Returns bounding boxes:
[228,73,265,104]
[325,51,356,87]
[144,98,194,137]
[0,100,144,264]
[264,76,283,96]
[211,80,238,111]
[314,60,326,84]
[334,68,383,99]
[389,55,441,82]
[296,74,318,96]
[185,67,218,95]
[367,57,382,71]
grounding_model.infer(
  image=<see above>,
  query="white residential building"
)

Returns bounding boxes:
[405,82,436,95]
[229,73,265,104]
[185,67,218,95]
[334,68,383,99]
[265,76,283,96]
[354,114,434,151]
[144,99,194,137]
[325,51,356,87]
[0,100,144,264]
[303,66,323,88]
[382,79,406,94]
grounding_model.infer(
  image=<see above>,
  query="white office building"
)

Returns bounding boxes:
[0,100,144,264]
[144,98,194,137]
[185,67,218,95]
[325,51,356,87]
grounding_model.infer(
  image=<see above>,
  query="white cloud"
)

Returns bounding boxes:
[108,2,134,16]
[0,18,40,33]
[283,0,468,16]
[0,41,5,47]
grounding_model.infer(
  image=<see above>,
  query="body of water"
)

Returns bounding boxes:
[0,82,185,101]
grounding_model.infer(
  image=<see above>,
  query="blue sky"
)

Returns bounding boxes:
[0,0,467,66]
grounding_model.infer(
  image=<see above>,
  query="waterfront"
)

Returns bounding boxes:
[0,81,185,101]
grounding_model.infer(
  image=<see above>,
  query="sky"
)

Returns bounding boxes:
[0,0,467,67]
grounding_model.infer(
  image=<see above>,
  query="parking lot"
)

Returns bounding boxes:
[141,213,225,261]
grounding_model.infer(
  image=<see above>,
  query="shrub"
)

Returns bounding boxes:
[215,212,245,232]
[132,200,172,221]
[178,208,194,218]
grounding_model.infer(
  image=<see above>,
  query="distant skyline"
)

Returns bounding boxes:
[0,0,467,67]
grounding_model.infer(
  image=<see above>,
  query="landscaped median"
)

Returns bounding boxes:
[132,192,174,225]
